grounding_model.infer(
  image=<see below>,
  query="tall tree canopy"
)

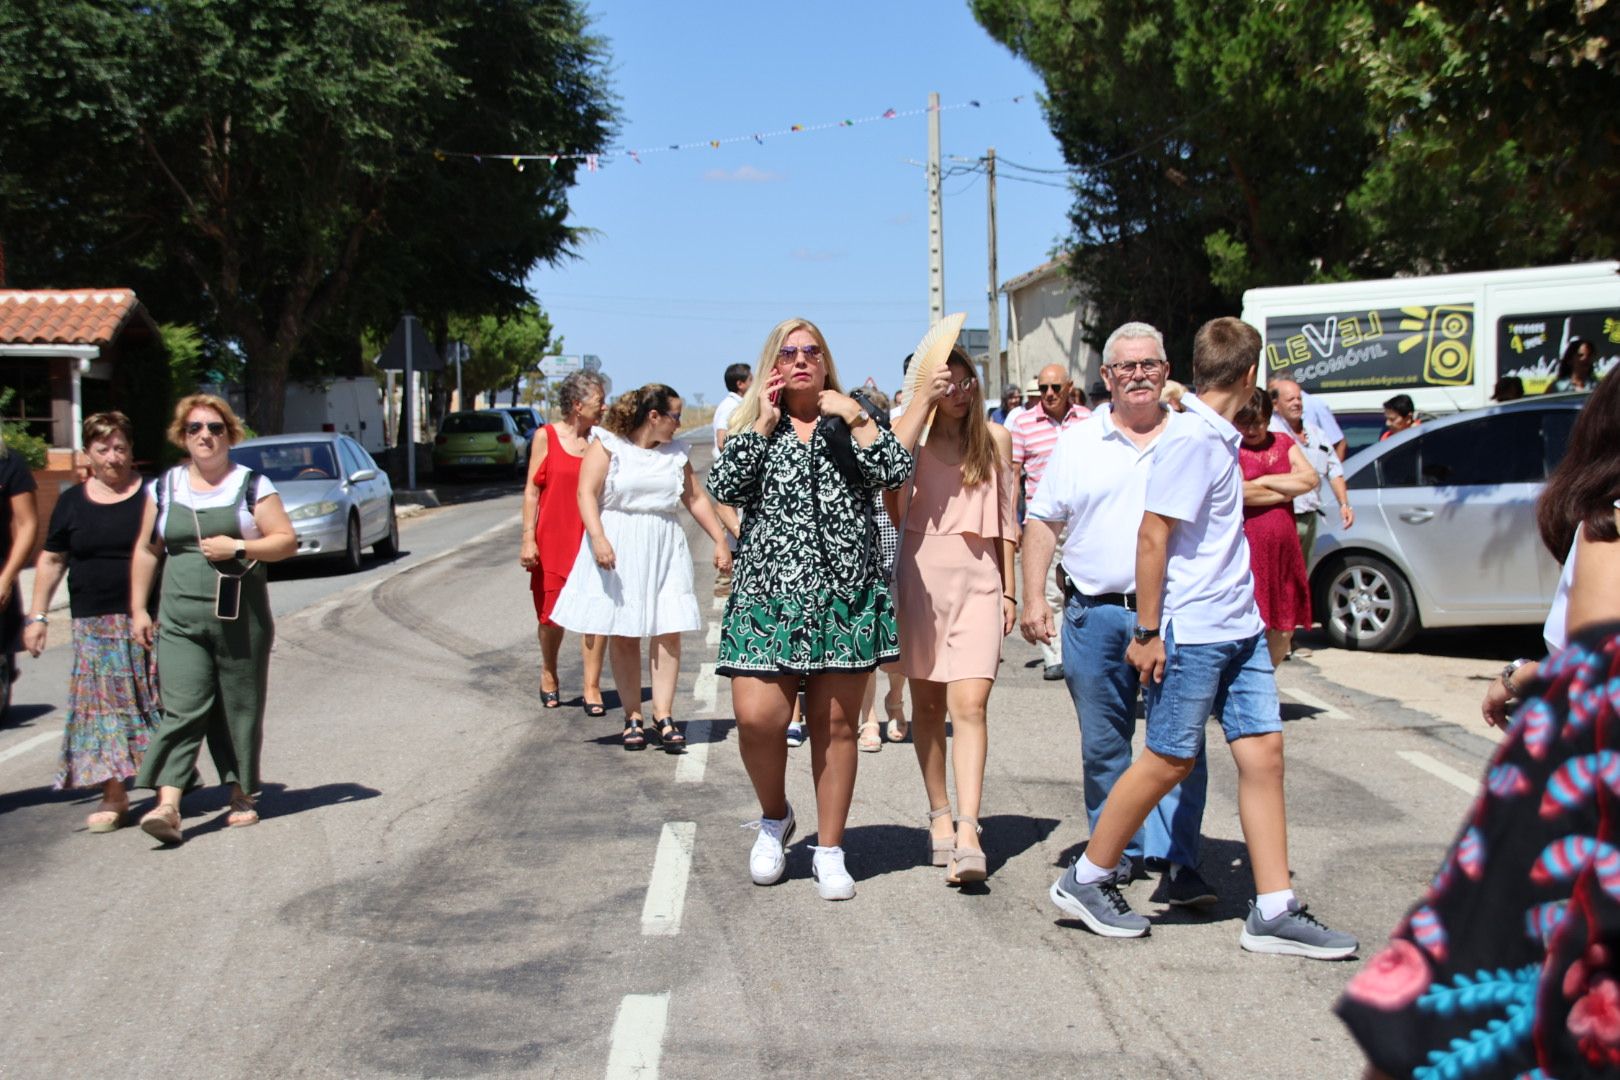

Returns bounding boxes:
[0,0,614,433]
[972,0,1618,364]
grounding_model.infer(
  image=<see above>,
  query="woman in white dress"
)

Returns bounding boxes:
[551,384,731,751]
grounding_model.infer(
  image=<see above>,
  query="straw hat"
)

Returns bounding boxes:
[901,312,968,425]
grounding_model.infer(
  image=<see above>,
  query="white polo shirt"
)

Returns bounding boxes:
[712,391,744,450]
[1027,404,1167,594]
[1301,390,1343,447]
[1143,394,1264,644]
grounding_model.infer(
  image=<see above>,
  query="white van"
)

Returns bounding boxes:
[283,377,387,453]
[1243,262,1620,422]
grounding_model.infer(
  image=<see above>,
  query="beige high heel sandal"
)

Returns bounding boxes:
[926,806,954,867]
[946,816,987,884]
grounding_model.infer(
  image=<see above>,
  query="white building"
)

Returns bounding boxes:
[1001,259,1101,393]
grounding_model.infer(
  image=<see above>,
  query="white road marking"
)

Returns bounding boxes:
[1396,750,1479,796]
[1280,685,1348,721]
[674,723,710,784]
[605,992,670,1079]
[705,622,720,646]
[693,663,718,713]
[711,595,725,612]
[641,822,696,936]
[0,729,60,767]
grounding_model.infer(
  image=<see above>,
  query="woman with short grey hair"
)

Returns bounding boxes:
[520,370,609,713]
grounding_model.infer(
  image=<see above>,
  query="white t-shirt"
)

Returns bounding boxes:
[1301,390,1344,447]
[1269,415,1344,514]
[1027,404,1168,594]
[1142,394,1264,644]
[151,464,279,541]
[712,391,744,450]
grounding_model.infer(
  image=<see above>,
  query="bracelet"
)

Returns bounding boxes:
[1003,593,1017,604]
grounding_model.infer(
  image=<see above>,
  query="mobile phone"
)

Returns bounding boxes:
[215,574,242,621]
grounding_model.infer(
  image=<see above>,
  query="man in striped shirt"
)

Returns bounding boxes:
[1011,363,1091,678]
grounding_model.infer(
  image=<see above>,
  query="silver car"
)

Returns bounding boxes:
[1307,394,1586,651]
[231,433,399,572]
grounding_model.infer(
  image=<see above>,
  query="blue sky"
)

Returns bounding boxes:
[524,1,1073,405]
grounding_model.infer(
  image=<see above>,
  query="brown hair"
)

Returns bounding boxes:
[604,383,680,436]
[1232,387,1273,429]
[83,411,134,447]
[166,393,245,448]
[930,346,1001,488]
[1192,317,1261,390]
[1537,372,1620,560]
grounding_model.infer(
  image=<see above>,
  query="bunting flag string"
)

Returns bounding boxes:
[433,93,1032,171]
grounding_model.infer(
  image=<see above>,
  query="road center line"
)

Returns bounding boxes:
[711,595,726,612]
[0,729,60,768]
[605,992,670,1079]
[1281,685,1348,721]
[693,663,718,712]
[705,622,721,646]
[1396,750,1479,796]
[641,823,696,937]
[674,723,710,784]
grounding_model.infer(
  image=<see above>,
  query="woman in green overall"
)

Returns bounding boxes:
[130,394,297,845]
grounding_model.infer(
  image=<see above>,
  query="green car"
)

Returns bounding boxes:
[432,410,529,480]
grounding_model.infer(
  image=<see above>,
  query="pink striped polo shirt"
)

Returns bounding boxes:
[1010,403,1091,501]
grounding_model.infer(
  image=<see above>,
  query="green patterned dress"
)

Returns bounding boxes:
[708,421,912,675]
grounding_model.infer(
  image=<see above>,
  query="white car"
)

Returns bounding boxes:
[231,433,399,572]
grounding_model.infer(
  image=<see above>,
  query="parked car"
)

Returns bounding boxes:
[432,410,529,480]
[484,405,543,441]
[231,433,399,573]
[1307,393,1588,651]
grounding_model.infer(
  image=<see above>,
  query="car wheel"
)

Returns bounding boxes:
[340,513,363,573]
[1317,553,1419,652]
[374,503,400,557]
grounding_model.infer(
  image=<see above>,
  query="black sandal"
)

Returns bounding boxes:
[652,718,686,752]
[540,689,561,709]
[622,719,646,751]
[583,700,607,718]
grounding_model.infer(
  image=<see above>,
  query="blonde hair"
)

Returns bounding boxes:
[930,346,999,487]
[167,393,245,448]
[727,318,844,436]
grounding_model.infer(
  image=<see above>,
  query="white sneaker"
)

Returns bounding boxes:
[785,722,806,747]
[811,845,855,901]
[745,805,796,885]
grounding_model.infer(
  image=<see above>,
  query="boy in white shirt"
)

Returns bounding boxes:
[1049,317,1357,960]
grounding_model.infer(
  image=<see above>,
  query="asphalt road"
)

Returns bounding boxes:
[0,441,1524,1078]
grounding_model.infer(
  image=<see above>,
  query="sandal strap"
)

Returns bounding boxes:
[927,806,953,822]
[957,816,982,833]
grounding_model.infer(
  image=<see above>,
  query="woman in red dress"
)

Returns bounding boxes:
[520,372,608,713]
[1234,389,1319,667]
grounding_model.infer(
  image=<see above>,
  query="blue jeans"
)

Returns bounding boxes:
[1061,595,1208,868]
[1143,624,1282,759]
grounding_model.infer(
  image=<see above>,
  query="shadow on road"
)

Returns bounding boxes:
[813,813,1062,886]
[166,780,383,842]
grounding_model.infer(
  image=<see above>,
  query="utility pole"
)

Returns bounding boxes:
[985,147,1000,388]
[927,91,944,326]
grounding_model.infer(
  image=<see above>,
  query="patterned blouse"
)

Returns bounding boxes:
[707,422,913,603]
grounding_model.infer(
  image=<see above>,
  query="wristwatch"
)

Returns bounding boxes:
[1499,657,1533,700]
[25,612,47,626]
[1133,625,1160,645]
[234,542,247,559]
[847,409,870,429]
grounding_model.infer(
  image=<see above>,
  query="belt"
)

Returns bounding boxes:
[1077,591,1136,611]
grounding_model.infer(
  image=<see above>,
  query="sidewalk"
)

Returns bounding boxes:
[12,566,70,617]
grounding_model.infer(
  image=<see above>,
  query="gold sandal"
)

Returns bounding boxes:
[139,803,183,845]
[226,793,260,828]
[86,803,128,833]
[857,719,883,752]
[946,816,987,884]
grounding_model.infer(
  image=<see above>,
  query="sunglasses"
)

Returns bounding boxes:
[661,412,682,424]
[947,375,978,393]
[185,421,227,437]
[777,344,823,363]
[1038,383,1066,393]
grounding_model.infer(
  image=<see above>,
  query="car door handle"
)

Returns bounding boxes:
[1398,509,1435,524]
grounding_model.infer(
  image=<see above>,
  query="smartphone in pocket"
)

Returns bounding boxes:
[215,574,243,621]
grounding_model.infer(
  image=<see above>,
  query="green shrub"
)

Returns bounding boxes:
[0,388,50,469]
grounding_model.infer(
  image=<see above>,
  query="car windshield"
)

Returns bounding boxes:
[231,442,339,482]
[441,413,504,434]
[498,410,537,434]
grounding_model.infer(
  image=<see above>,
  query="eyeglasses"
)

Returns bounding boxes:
[662,412,682,424]
[948,375,978,393]
[1038,383,1066,393]
[776,344,823,363]
[1106,360,1165,376]
[185,421,227,436]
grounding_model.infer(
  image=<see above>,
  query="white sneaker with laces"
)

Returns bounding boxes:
[812,845,855,901]
[785,722,806,747]
[744,804,796,885]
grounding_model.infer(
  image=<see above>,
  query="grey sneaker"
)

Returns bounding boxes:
[785,722,806,748]
[1049,863,1150,938]
[745,805,796,885]
[1153,863,1218,908]
[1043,663,1065,681]
[1240,900,1358,960]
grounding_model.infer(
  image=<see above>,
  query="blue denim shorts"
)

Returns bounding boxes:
[1143,624,1281,759]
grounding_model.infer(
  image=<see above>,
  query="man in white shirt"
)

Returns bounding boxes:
[1269,377,1352,564]
[1048,317,1357,960]
[1021,323,1213,907]
[712,363,752,451]
[1300,388,1346,460]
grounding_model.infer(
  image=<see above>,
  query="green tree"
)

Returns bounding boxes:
[0,0,614,434]
[451,304,558,406]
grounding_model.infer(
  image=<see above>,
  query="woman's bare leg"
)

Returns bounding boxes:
[732,675,797,819]
[945,678,993,851]
[649,633,681,719]
[908,678,953,847]
[539,623,563,694]
[608,635,644,720]
[801,671,868,847]
[582,633,606,703]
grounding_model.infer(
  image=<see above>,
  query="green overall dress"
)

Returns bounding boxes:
[134,469,274,795]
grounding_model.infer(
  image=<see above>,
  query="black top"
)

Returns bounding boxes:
[0,451,39,567]
[44,482,148,618]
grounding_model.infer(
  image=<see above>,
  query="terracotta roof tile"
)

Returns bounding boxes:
[0,288,141,346]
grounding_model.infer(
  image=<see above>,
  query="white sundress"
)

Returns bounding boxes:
[550,428,701,637]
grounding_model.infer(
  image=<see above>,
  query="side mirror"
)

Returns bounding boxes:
[348,468,378,483]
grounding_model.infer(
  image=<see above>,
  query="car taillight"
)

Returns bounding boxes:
[435,436,447,445]
[496,434,512,444]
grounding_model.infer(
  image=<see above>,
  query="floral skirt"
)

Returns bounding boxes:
[716,581,899,677]
[54,614,163,789]
[1335,619,1620,1078]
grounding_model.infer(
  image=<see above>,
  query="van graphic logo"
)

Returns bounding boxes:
[1398,306,1474,386]
[1301,316,1338,357]
[1264,304,1471,392]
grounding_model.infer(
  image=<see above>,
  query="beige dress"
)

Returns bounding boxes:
[895,445,1018,681]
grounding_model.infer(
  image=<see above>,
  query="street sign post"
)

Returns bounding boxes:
[376,313,443,490]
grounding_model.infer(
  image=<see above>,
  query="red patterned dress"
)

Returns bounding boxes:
[1239,432,1311,630]
[530,424,587,625]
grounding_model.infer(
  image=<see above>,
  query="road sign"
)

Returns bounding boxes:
[540,354,583,377]
[375,314,443,371]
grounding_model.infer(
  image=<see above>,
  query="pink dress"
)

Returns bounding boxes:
[1240,432,1311,630]
[895,446,1019,681]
